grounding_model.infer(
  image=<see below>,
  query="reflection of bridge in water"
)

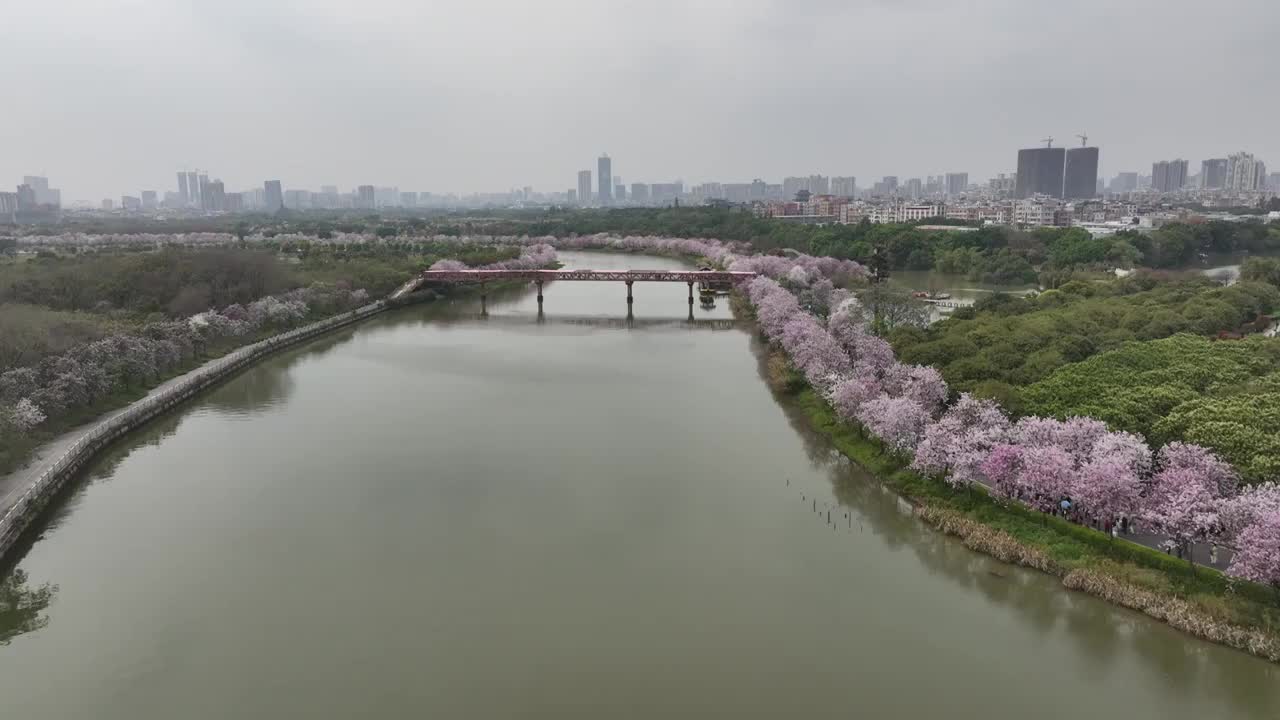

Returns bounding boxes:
[440,313,747,331]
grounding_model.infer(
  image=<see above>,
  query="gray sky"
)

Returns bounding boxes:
[3,0,1276,204]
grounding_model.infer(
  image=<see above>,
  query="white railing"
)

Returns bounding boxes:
[0,301,387,558]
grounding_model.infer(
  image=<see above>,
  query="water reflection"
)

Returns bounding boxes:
[0,569,56,645]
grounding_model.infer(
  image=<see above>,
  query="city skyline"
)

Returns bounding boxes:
[3,0,1278,203]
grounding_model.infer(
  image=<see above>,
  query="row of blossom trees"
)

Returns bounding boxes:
[0,285,369,439]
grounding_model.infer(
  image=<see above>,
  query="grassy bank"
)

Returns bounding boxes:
[736,278,1280,661]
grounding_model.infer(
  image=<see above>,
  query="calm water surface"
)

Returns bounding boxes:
[1,252,1277,718]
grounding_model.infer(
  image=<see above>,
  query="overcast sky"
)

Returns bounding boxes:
[3,0,1276,203]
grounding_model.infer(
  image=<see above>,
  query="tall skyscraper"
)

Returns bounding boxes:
[630,183,649,205]
[141,190,158,210]
[597,154,612,206]
[577,170,592,206]
[808,175,829,195]
[1200,159,1228,189]
[904,178,923,199]
[357,185,375,209]
[177,172,189,205]
[1225,152,1266,192]
[945,172,969,196]
[205,181,226,212]
[1151,159,1188,193]
[264,180,284,211]
[1063,147,1099,199]
[1015,147,1066,198]
[186,171,200,206]
[198,174,210,209]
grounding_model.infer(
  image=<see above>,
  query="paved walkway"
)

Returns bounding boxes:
[0,356,246,523]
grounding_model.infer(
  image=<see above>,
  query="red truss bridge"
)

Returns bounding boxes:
[392,269,757,303]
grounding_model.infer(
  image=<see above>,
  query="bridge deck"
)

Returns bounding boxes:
[416,269,756,283]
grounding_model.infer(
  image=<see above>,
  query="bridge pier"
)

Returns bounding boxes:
[535,280,544,312]
[625,280,634,305]
[687,281,694,306]
[480,284,488,316]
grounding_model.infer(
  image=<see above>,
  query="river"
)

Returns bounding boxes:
[0,251,1276,718]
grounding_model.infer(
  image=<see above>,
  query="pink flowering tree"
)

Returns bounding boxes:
[1227,510,1280,593]
[913,394,1011,488]
[1142,443,1238,562]
[856,395,931,455]
[8,398,45,431]
[1218,482,1280,544]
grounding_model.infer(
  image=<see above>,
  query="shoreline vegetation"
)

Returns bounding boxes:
[757,340,1280,663]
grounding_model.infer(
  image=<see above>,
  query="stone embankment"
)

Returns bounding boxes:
[0,302,388,562]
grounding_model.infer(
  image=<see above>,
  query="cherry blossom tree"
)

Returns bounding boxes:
[9,398,45,431]
[856,395,931,454]
[1227,509,1280,591]
[912,394,1011,488]
[1142,443,1238,561]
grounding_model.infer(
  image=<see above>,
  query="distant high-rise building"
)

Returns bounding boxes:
[205,181,226,212]
[1201,159,1228,189]
[1063,147,1099,199]
[15,184,36,209]
[1151,159,1188,193]
[905,178,923,199]
[630,183,649,205]
[198,175,210,209]
[1110,172,1138,192]
[400,191,418,207]
[225,193,244,213]
[284,190,311,210]
[882,176,899,194]
[177,173,189,205]
[782,177,807,200]
[1015,147,1066,198]
[945,172,969,196]
[566,189,577,204]
[808,175,829,195]
[356,185,375,209]
[1225,152,1266,192]
[614,184,625,202]
[1268,173,1280,193]
[1096,178,1106,195]
[141,190,158,210]
[101,198,113,211]
[830,177,856,197]
[121,196,142,212]
[577,170,592,206]
[264,180,284,211]
[597,155,612,205]
[186,171,200,206]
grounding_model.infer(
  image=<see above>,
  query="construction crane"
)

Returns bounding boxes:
[1041,137,1054,148]
[1076,133,1089,147]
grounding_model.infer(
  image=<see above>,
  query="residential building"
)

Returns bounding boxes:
[16,184,36,209]
[650,182,683,205]
[284,190,311,210]
[1111,172,1138,192]
[177,172,189,205]
[614,184,625,202]
[566,189,577,204]
[1063,147,1099,199]
[356,185,376,209]
[121,196,142,212]
[830,176,857,197]
[1013,199,1058,226]
[904,178,923,199]
[882,176,899,194]
[629,183,649,205]
[1201,159,1228,189]
[1151,159,1188,192]
[945,172,969,196]
[597,154,612,205]
[1015,147,1065,198]
[264,180,284,211]
[808,175,829,195]
[1226,152,1267,192]
[225,193,244,213]
[101,198,113,211]
[141,190,158,210]
[782,176,807,200]
[204,180,225,212]
[577,170,592,206]
[400,191,418,207]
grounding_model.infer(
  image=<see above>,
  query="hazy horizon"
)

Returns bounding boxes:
[4,0,1277,203]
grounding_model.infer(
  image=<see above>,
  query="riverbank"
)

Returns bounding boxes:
[758,344,1280,662]
[0,301,394,566]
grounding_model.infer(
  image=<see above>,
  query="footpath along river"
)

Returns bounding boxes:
[0,252,1276,718]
